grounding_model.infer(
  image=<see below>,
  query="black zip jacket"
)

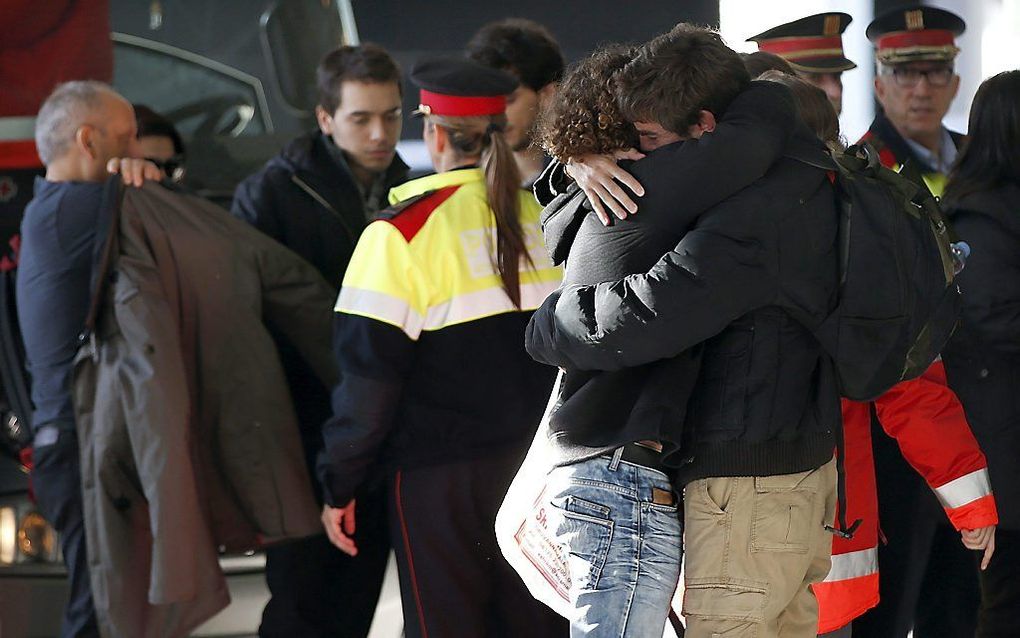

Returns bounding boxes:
[527,130,841,484]
[232,131,409,286]
[231,131,408,473]
[538,81,799,468]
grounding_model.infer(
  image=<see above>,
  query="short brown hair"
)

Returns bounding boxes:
[539,45,638,162]
[757,70,841,148]
[316,44,401,113]
[617,24,750,134]
[466,18,565,91]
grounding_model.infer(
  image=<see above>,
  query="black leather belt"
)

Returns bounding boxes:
[618,442,667,472]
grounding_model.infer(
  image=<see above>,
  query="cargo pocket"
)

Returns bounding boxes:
[751,468,818,553]
[682,479,733,581]
[550,495,614,592]
[683,578,767,623]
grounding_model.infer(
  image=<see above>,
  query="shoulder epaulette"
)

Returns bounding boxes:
[376,184,462,241]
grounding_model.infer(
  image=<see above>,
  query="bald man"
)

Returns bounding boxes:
[18,81,156,638]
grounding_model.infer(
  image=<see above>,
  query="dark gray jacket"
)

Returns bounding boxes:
[73,180,337,638]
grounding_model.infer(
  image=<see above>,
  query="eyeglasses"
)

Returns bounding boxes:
[884,65,955,88]
[147,155,186,183]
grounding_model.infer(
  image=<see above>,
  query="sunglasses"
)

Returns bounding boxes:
[147,155,186,182]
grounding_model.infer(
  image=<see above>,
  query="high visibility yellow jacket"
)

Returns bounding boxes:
[317,167,562,506]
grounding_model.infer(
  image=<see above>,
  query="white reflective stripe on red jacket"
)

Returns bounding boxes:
[818,363,999,634]
[934,467,992,509]
[822,547,878,582]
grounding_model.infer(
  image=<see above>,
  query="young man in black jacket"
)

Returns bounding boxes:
[527,23,841,638]
[231,44,408,638]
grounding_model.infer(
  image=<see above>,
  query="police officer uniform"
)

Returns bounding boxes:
[859,5,967,196]
[317,57,565,638]
[747,12,856,75]
[851,7,982,638]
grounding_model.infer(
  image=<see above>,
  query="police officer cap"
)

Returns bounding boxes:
[748,13,856,73]
[411,56,518,117]
[867,5,966,64]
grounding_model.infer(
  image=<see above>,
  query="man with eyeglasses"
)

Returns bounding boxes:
[860,5,965,197]
[852,7,988,638]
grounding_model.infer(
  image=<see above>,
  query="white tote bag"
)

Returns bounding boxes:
[494,371,575,618]
[495,371,685,637]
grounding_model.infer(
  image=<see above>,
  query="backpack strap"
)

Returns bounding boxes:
[825,408,863,540]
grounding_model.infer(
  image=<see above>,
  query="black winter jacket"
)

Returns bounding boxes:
[527,132,841,484]
[538,81,799,467]
[232,131,409,286]
[231,132,408,469]
[943,182,1020,529]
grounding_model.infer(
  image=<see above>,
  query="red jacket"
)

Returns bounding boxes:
[813,361,998,633]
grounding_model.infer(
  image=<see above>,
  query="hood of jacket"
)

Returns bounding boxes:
[539,158,647,266]
[539,181,586,266]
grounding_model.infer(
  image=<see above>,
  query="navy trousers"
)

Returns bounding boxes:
[259,481,390,638]
[387,447,568,638]
[31,429,99,638]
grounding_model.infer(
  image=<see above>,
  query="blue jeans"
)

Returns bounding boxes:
[547,449,682,637]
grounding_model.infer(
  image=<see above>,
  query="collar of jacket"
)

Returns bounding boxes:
[868,109,962,175]
[319,132,410,196]
[278,131,410,199]
[388,167,483,205]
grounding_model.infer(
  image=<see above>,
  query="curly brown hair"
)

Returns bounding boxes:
[539,44,638,163]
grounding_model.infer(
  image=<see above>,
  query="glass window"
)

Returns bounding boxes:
[112,33,271,138]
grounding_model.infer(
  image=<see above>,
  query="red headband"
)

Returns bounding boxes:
[759,35,845,59]
[418,89,507,117]
[877,29,955,51]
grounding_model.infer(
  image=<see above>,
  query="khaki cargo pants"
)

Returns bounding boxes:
[682,458,838,638]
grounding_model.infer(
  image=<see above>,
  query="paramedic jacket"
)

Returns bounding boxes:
[317,168,563,507]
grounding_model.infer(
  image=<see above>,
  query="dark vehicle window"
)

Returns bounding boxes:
[112,32,272,138]
[260,0,344,116]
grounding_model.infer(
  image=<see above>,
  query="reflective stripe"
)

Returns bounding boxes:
[0,117,35,141]
[934,468,992,510]
[338,278,560,340]
[337,287,425,340]
[823,547,878,583]
[422,280,560,331]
